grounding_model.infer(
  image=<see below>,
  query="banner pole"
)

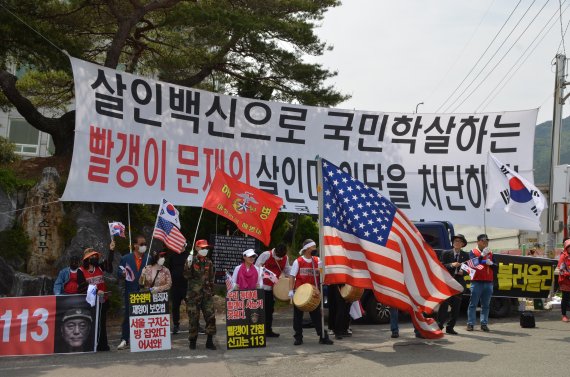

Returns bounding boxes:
[145,203,161,266]
[316,156,326,339]
[94,294,100,352]
[128,203,133,253]
[191,208,205,253]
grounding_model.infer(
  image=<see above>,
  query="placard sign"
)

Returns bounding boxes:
[226,289,265,349]
[129,291,171,352]
[0,295,97,356]
[212,235,258,284]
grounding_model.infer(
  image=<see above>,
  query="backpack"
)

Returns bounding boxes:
[520,310,535,328]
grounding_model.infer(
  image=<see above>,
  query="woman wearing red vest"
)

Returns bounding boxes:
[80,246,114,352]
[256,243,290,337]
[288,239,333,346]
[557,239,570,322]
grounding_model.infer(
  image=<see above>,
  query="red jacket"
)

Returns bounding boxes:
[558,251,570,291]
[469,248,494,282]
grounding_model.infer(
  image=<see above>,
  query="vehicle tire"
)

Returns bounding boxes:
[489,297,511,318]
[364,296,391,324]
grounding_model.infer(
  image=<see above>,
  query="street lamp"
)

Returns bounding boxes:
[415,102,424,114]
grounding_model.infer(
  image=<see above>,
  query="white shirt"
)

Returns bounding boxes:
[231,264,263,289]
[255,250,291,290]
[289,256,322,277]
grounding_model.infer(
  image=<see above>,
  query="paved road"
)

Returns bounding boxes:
[0,309,567,377]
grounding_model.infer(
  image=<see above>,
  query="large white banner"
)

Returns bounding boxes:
[62,58,540,230]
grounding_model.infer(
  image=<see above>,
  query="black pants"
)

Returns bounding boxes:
[562,291,570,316]
[437,293,462,329]
[264,290,276,331]
[327,284,350,333]
[171,279,187,326]
[293,305,324,340]
[96,300,109,350]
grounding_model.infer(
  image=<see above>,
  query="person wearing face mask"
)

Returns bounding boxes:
[288,239,333,346]
[184,239,217,350]
[255,244,290,338]
[80,243,114,352]
[54,255,87,295]
[117,235,149,350]
[232,249,263,290]
[139,250,172,293]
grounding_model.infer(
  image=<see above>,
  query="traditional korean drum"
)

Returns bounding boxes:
[293,283,321,312]
[340,284,364,302]
[273,277,290,301]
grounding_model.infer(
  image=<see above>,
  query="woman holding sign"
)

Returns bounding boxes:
[232,249,263,290]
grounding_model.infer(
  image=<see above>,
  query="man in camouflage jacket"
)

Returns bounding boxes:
[184,239,217,350]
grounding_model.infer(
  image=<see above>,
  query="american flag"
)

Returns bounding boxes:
[153,217,186,254]
[321,159,463,339]
[225,271,236,294]
[466,257,485,270]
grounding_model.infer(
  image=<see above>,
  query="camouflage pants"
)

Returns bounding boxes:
[187,291,216,338]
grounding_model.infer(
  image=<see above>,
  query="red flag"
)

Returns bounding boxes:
[321,159,463,339]
[203,169,283,246]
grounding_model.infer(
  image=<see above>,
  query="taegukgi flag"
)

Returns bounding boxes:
[486,153,546,229]
[159,199,181,229]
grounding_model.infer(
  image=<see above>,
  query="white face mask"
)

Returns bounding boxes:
[198,249,209,257]
[138,245,147,253]
[157,257,165,266]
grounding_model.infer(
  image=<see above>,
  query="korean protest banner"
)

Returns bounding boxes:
[0,295,98,356]
[63,57,539,230]
[211,234,258,284]
[492,254,557,299]
[226,289,265,349]
[129,291,171,352]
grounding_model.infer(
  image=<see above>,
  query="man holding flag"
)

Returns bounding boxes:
[467,234,495,332]
[320,158,463,339]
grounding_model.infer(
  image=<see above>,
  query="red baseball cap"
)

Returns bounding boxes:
[195,239,211,248]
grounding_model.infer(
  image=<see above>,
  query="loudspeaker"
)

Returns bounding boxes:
[520,310,536,328]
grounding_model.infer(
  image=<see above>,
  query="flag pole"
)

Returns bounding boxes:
[145,203,162,266]
[127,203,133,253]
[191,208,205,254]
[316,156,326,339]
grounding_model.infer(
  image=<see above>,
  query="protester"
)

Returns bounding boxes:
[58,308,93,353]
[467,234,495,332]
[169,247,190,334]
[54,255,86,295]
[80,243,114,352]
[139,250,172,293]
[288,239,333,346]
[437,234,469,334]
[327,284,351,340]
[255,243,290,337]
[117,235,149,350]
[557,239,570,322]
[232,249,263,290]
[184,239,216,350]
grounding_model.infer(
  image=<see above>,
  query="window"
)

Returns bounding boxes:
[8,118,40,155]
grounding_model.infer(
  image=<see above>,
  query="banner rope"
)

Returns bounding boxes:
[0,199,60,215]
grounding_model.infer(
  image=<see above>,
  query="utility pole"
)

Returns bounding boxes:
[547,54,567,257]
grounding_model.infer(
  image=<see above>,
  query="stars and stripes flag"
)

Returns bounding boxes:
[321,159,463,339]
[466,257,485,271]
[108,221,126,238]
[225,271,236,294]
[153,217,186,254]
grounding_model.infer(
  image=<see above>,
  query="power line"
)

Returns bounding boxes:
[477,1,569,112]
[450,0,551,113]
[435,0,523,113]
[560,0,567,54]
[425,0,497,107]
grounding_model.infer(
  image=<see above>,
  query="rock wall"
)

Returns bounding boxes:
[0,187,15,232]
[21,167,65,276]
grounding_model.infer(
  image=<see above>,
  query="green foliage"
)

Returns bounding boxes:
[294,215,319,251]
[0,136,19,165]
[0,223,31,271]
[533,116,570,185]
[57,213,77,248]
[0,167,35,194]
[105,281,123,318]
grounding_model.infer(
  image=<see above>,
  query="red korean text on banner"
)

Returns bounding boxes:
[203,169,283,246]
[0,296,56,356]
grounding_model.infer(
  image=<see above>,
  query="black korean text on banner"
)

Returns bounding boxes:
[226,289,265,349]
[63,57,539,230]
[129,291,171,352]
